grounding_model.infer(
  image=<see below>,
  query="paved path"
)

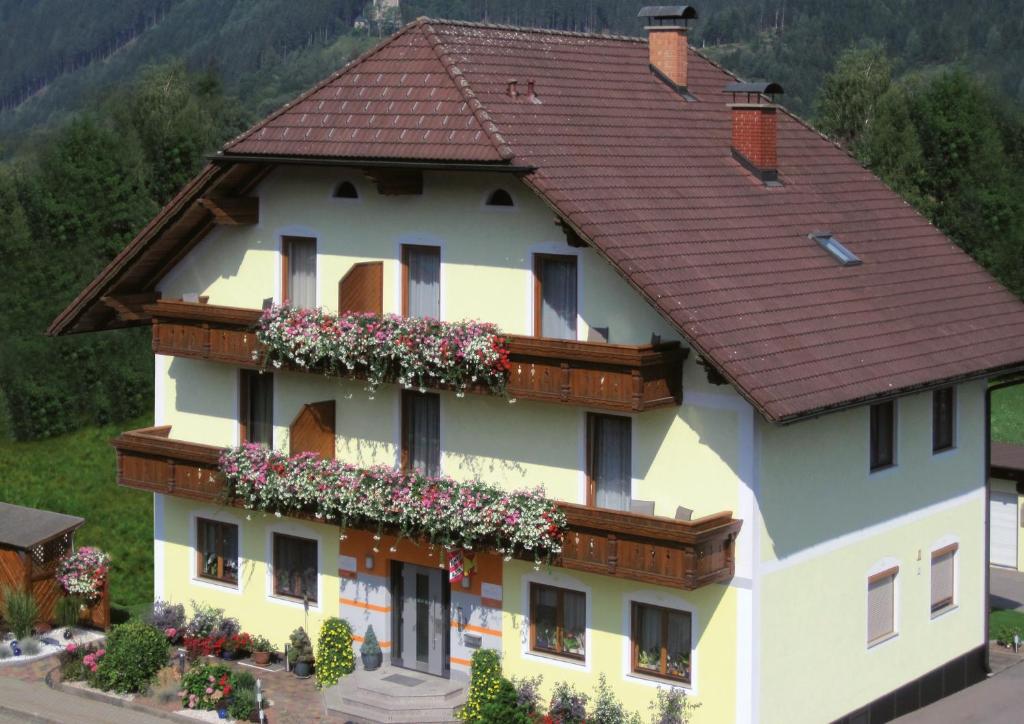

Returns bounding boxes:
[896,658,1024,723]
[991,566,1024,611]
[0,677,171,724]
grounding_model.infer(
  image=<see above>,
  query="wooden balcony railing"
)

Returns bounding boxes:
[144,300,686,412]
[112,427,741,591]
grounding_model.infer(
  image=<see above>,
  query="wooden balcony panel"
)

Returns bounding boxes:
[112,428,740,591]
[145,301,687,412]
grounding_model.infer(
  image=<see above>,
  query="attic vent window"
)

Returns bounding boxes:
[334,181,359,199]
[811,232,861,266]
[486,188,514,207]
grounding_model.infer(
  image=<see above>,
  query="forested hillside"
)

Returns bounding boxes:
[0,0,1023,443]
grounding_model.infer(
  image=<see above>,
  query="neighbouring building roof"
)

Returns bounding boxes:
[49,18,1024,423]
[0,502,84,550]
[992,442,1024,483]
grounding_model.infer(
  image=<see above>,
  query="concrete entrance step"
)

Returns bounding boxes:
[325,665,467,724]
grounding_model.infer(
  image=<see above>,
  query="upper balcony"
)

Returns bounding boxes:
[144,300,687,413]
[112,426,741,591]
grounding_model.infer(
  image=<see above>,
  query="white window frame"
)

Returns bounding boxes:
[265,523,323,611]
[929,537,960,620]
[189,508,244,595]
[519,570,591,672]
[866,557,900,649]
[621,589,699,694]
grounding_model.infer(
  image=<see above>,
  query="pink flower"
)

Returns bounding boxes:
[206,687,214,695]
[65,643,77,654]
[165,627,177,639]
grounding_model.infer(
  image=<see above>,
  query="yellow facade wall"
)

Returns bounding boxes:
[158,494,341,647]
[756,381,987,723]
[501,560,735,723]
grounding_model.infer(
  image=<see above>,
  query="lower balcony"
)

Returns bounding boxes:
[145,300,686,413]
[112,426,741,591]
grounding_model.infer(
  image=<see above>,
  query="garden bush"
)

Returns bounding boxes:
[92,621,169,694]
[1,586,38,639]
[549,681,588,724]
[315,617,354,689]
[184,600,225,638]
[649,687,700,724]
[458,648,502,721]
[229,680,258,721]
[145,600,185,640]
[477,677,532,724]
[589,674,641,724]
[181,663,232,710]
[511,674,543,716]
[59,642,103,684]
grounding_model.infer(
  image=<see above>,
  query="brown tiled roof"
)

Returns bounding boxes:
[992,442,1024,481]
[51,18,1024,423]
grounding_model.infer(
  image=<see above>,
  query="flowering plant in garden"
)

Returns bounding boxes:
[220,445,566,561]
[56,547,109,602]
[255,305,512,397]
[180,664,233,710]
[82,648,106,673]
[315,618,355,689]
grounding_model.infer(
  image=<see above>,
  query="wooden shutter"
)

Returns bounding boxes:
[931,545,957,611]
[289,401,336,459]
[338,261,383,315]
[867,569,896,644]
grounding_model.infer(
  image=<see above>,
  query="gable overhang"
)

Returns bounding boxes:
[212,153,534,174]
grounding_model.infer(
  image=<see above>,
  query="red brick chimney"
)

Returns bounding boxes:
[725,81,784,185]
[639,6,698,94]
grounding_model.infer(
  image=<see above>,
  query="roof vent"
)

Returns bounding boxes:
[724,81,784,185]
[639,6,698,97]
[810,232,861,266]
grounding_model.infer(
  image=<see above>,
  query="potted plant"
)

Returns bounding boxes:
[288,627,314,678]
[55,596,81,639]
[360,625,383,671]
[250,634,273,666]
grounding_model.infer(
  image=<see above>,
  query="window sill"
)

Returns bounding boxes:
[931,604,958,621]
[867,632,898,650]
[931,446,958,460]
[868,463,898,480]
[626,669,693,691]
[523,648,586,669]
[268,592,320,611]
[190,576,241,594]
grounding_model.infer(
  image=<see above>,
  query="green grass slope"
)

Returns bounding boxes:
[992,385,1024,445]
[0,416,153,608]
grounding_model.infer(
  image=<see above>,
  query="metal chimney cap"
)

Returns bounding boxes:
[638,6,698,22]
[723,81,784,96]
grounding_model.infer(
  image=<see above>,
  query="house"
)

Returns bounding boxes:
[990,442,1024,571]
[48,7,1024,723]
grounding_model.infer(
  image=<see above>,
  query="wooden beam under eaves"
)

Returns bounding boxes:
[198,196,259,225]
[363,167,423,195]
[556,217,588,248]
[100,291,162,322]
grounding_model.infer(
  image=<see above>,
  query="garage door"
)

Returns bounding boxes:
[991,490,1018,569]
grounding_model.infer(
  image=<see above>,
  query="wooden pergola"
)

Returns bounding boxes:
[0,502,109,630]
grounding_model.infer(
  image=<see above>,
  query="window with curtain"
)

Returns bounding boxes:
[402,391,440,476]
[240,370,273,447]
[867,567,897,645]
[403,245,440,318]
[588,413,631,511]
[530,583,586,660]
[932,387,956,453]
[272,533,318,602]
[196,519,238,585]
[931,544,957,615]
[870,401,896,471]
[283,236,317,308]
[631,602,692,683]
[535,255,577,339]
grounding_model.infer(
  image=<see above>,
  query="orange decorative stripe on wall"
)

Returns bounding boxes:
[351,635,392,648]
[450,656,472,667]
[450,621,501,638]
[340,597,391,613]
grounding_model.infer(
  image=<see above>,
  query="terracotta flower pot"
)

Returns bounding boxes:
[252,650,271,666]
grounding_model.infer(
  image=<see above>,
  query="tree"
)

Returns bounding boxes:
[816,44,892,150]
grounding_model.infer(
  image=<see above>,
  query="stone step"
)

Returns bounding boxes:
[333,700,461,724]
[343,686,466,710]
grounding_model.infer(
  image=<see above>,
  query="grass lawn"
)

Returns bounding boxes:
[0,416,153,611]
[992,384,1024,444]
[990,608,1024,643]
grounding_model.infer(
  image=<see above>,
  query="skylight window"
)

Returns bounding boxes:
[811,232,861,266]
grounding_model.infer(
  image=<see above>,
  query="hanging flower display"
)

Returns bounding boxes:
[255,305,511,397]
[220,445,565,561]
[56,546,110,603]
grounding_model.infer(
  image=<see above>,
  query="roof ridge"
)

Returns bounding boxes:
[420,16,646,43]
[419,20,515,161]
[221,18,431,153]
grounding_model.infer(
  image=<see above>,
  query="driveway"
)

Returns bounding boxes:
[991,566,1024,611]
[0,677,171,724]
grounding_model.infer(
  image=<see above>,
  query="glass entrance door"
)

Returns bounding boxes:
[395,563,447,676]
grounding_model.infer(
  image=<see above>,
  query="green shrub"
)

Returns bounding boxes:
[589,674,641,724]
[458,648,502,722]
[360,624,381,655]
[288,627,314,664]
[56,596,82,629]
[315,617,354,689]
[20,638,40,656]
[93,621,169,693]
[477,677,532,724]
[649,687,700,724]
[549,681,588,724]
[1,586,38,639]
[229,682,258,721]
[991,609,1024,646]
